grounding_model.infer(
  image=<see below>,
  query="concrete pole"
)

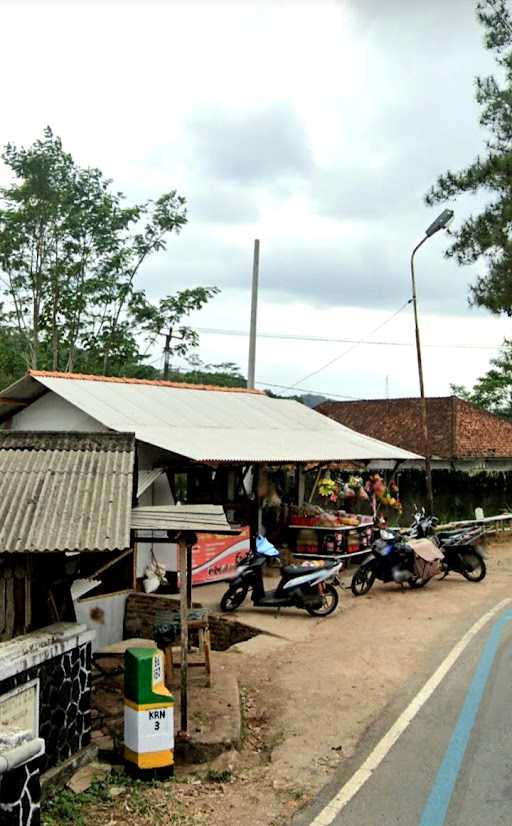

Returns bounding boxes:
[247,239,260,389]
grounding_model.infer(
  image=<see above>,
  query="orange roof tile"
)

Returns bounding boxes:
[28,369,262,395]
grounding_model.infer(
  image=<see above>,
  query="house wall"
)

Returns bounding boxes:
[136,451,177,576]
[75,592,130,652]
[396,467,512,523]
[11,392,106,432]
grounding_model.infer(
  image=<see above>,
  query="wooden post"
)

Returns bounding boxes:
[179,539,188,735]
[186,544,193,610]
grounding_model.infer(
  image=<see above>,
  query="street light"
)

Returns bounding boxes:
[411,208,454,515]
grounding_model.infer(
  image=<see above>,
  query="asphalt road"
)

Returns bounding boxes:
[296,602,512,826]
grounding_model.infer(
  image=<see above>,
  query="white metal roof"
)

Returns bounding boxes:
[2,373,421,463]
[131,504,238,533]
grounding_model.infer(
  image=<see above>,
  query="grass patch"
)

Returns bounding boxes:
[204,768,232,783]
[42,770,170,826]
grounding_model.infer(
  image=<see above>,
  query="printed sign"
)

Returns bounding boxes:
[191,526,251,585]
[124,704,173,754]
[152,652,163,687]
[0,680,39,735]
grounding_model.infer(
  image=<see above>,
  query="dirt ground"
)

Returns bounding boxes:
[51,540,512,826]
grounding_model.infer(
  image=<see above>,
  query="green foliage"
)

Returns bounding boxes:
[166,354,246,387]
[42,772,186,826]
[204,768,232,783]
[451,338,512,417]
[0,127,218,382]
[426,0,512,315]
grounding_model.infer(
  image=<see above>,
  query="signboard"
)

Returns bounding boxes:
[152,652,163,687]
[0,679,39,735]
[191,526,250,585]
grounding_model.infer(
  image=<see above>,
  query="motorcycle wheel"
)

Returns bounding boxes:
[461,553,487,582]
[351,565,376,596]
[305,584,339,617]
[220,584,249,612]
[408,576,429,589]
[437,561,450,580]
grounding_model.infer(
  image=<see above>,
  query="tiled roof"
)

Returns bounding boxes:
[0,431,135,553]
[28,369,262,395]
[316,396,512,459]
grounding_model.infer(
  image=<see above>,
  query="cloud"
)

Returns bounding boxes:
[186,102,313,183]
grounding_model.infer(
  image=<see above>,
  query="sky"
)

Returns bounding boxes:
[0,0,510,400]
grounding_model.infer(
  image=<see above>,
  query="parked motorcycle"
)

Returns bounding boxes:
[351,528,443,596]
[409,509,487,582]
[220,536,343,617]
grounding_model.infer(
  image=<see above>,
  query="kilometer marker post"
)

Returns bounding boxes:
[124,647,175,779]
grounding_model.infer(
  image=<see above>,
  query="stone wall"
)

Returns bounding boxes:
[0,754,41,826]
[0,643,91,773]
[125,592,259,651]
[0,624,94,775]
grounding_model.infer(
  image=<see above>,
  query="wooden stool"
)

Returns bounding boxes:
[154,609,212,688]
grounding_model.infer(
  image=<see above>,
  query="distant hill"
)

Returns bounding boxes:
[301,393,327,408]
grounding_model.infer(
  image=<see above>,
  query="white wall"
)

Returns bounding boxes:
[135,473,177,577]
[12,392,106,432]
[75,591,130,650]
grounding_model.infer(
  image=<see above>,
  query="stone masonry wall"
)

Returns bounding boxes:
[0,642,91,774]
[0,755,41,826]
[125,592,259,651]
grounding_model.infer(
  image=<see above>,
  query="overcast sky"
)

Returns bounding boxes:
[1,0,509,400]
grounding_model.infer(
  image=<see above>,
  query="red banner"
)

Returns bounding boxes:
[191,526,251,585]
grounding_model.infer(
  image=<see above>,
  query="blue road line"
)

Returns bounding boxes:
[419,608,512,826]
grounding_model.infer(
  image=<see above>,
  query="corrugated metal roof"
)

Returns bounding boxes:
[0,431,134,553]
[131,504,238,534]
[1,372,421,462]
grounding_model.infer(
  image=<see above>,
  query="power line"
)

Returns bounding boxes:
[256,380,358,400]
[192,326,503,351]
[291,299,414,388]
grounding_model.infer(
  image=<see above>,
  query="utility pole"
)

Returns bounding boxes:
[247,239,260,389]
[162,327,185,380]
[163,327,173,380]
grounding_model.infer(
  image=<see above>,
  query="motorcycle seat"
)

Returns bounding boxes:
[281,563,324,578]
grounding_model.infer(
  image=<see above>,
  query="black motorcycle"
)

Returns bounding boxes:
[220,548,343,617]
[410,510,487,582]
[351,529,441,596]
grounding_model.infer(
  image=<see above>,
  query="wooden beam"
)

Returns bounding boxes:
[0,399,27,406]
[178,539,189,735]
[87,548,134,579]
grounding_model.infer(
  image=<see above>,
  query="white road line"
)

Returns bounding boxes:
[308,597,512,826]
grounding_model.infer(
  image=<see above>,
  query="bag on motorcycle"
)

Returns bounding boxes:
[408,538,444,580]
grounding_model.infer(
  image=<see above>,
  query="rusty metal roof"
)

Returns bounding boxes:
[0,431,135,553]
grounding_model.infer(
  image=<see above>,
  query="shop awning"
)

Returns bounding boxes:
[131,504,238,534]
[0,372,421,463]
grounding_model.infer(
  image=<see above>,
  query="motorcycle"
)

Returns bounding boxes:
[409,509,487,582]
[220,535,343,617]
[351,528,443,596]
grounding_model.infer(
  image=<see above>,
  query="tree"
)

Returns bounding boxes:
[0,127,218,380]
[166,355,247,388]
[426,0,512,315]
[452,339,512,417]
